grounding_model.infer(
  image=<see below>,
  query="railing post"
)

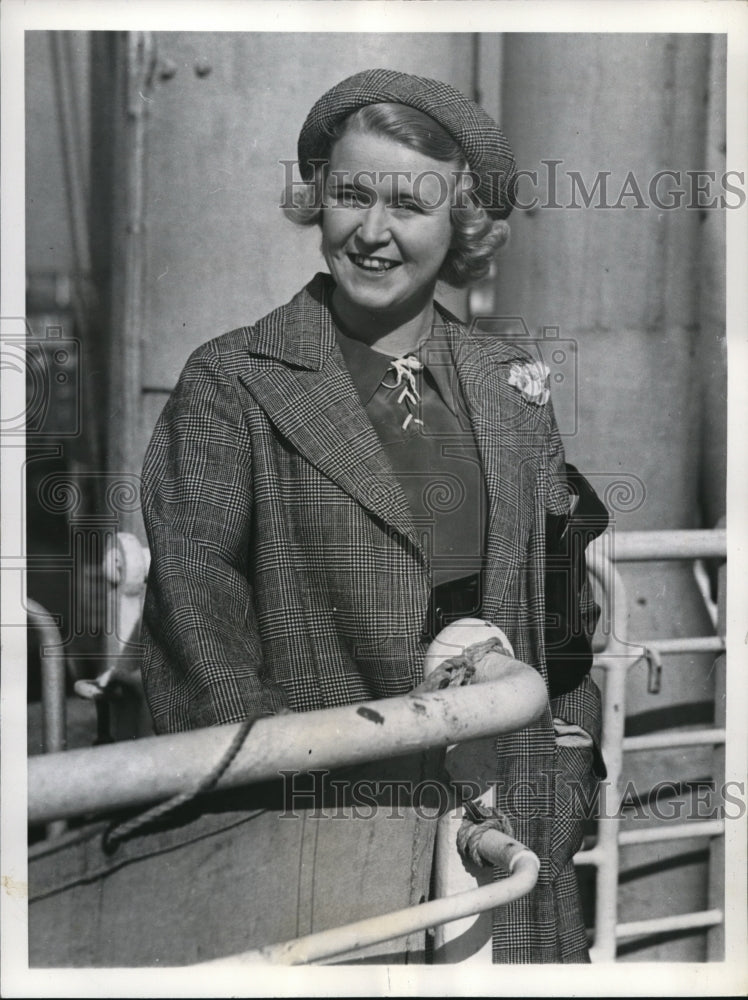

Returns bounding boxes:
[707,561,726,960]
[26,599,68,840]
[587,542,632,962]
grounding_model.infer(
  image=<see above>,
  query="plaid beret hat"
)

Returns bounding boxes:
[297,68,516,219]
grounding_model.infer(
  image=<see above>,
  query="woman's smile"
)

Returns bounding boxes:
[349,253,401,273]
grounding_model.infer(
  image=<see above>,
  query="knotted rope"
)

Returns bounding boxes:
[415,635,512,693]
[416,633,516,863]
[102,713,260,853]
[457,799,515,867]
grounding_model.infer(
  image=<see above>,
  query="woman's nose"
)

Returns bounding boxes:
[356,202,392,246]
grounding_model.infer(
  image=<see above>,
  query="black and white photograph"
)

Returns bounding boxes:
[2,1,746,995]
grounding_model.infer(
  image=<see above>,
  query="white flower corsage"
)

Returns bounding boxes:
[507,360,551,405]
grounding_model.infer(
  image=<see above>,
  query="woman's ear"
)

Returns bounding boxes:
[491,219,511,249]
[281,176,325,226]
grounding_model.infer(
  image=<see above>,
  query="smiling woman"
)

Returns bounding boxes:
[286,100,511,342]
[322,130,457,351]
[139,67,608,964]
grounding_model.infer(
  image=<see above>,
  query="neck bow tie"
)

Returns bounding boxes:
[382,355,424,431]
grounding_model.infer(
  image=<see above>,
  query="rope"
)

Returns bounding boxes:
[456,800,515,867]
[102,714,260,854]
[417,635,512,692]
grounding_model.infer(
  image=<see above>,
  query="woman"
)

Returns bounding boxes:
[141,68,607,963]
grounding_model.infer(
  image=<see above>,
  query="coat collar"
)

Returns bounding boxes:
[238,275,423,559]
[245,273,337,371]
[239,274,544,610]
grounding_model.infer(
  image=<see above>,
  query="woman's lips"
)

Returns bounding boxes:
[349,253,401,273]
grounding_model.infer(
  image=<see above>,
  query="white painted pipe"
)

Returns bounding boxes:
[27,599,68,840]
[599,529,726,562]
[198,832,539,966]
[27,599,67,756]
[28,659,547,825]
[618,820,725,846]
[615,909,723,939]
[422,619,518,964]
[586,537,727,959]
[574,848,603,866]
[586,547,631,962]
[623,728,726,752]
[638,636,725,655]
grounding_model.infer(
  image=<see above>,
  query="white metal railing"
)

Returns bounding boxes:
[28,663,546,825]
[578,528,727,961]
[27,599,68,840]
[31,528,728,963]
[29,654,546,964]
[198,829,539,967]
[31,531,550,964]
[27,599,68,756]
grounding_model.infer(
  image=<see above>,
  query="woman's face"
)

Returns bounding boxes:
[321,129,455,326]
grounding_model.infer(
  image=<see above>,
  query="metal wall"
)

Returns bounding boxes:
[25,30,727,964]
[496,34,726,961]
[100,32,479,499]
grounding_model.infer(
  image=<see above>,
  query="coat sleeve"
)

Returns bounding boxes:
[545,461,609,699]
[543,402,608,776]
[140,344,289,734]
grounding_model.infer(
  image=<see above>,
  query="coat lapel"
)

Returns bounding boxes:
[238,276,544,600]
[441,312,543,618]
[238,276,425,560]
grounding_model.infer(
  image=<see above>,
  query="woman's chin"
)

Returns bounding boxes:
[335,278,404,317]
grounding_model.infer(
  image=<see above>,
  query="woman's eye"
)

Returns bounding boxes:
[334,189,371,208]
[393,199,423,213]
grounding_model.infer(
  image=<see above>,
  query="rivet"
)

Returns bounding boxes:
[157,58,177,81]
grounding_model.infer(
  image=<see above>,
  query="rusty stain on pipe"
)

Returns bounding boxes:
[356,706,385,725]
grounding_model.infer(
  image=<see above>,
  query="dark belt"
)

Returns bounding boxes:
[421,573,483,642]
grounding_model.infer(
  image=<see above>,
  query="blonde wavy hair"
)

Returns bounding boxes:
[284,103,510,288]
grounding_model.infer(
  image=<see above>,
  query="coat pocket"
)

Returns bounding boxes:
[550,674,606,778]
[549,742,599,879]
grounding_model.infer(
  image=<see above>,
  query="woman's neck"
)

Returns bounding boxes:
[330,288,435,356]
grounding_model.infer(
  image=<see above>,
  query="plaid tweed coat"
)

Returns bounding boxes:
[141,272,604,963]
